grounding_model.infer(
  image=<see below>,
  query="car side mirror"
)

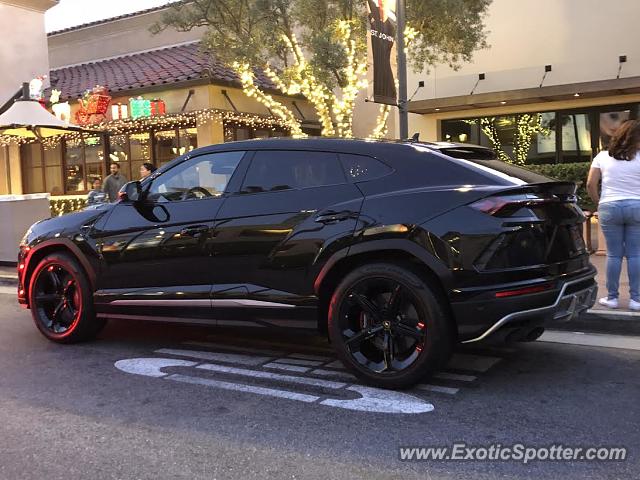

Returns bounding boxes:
[118,181,142,203]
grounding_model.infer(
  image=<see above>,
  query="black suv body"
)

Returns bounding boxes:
[17,138,597,388]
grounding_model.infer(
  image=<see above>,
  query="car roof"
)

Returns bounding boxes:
[199,137,497,160]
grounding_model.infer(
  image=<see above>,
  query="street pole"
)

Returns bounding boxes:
[396,0,409,140]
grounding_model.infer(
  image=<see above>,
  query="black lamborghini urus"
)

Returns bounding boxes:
[17,138,597,388]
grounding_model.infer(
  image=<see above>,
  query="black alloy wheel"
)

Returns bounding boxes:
[329,263,452,389]
[33,263,81,334]
[29,252,105,343]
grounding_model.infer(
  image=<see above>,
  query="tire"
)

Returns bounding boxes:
[328,262,452,389]
[28,252,105,344]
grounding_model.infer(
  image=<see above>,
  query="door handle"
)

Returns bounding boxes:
[315,210,354,224]
[180,225,209,237]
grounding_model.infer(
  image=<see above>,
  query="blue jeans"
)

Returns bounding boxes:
[599,199,640,301]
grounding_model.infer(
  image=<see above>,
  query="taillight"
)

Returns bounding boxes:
[470,194,557,217]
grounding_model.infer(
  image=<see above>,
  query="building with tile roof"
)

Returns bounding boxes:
[2,2,319,197]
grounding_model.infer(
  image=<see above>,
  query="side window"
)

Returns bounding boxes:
[241,151,346,193]
[340,154,392,182]
[148,151,244,202]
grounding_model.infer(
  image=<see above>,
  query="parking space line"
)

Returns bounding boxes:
[415,384,460,395]
[0,286,15,295]
[167,373,320,403]
[156,348,271,366]
[263,362,311,373]
[272,358,324,367]
[447,353,501,372]
[196,363,347,389]
[433,372,477,382]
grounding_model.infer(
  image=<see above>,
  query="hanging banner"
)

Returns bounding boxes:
[366,0,398,105]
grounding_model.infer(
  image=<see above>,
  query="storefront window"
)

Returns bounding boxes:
[154,129,179,166]
[84,136,105,187]
[179,127,198,154]
[109,134,130,181]
[560,113,592,163]
[44,143,64,195]
[599,110,630,150]
[442,104,640,164]
[130,133,151,180]
[22,143,44,193]
[65,137,85,193]
[224,122,288,142]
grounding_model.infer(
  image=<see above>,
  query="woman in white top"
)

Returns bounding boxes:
[587,120,640,310]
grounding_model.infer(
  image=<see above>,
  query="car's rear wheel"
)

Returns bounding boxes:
[29,252,105,343]
[328,263,452,389]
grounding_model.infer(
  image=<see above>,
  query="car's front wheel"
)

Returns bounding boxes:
[29,252,105,343]
[328,263,452,389]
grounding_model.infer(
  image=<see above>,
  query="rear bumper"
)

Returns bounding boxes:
[461,272,597,343]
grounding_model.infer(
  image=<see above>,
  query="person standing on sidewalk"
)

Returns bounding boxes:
[587,119,640,311]
[103,162,128,203]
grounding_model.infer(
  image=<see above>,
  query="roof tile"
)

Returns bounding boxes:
[49,43,275,100]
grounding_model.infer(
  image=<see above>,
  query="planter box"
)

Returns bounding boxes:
[0,193,50,263]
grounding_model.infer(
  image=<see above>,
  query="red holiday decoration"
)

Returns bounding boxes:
[150,99,166,116]
[75,85,112,125]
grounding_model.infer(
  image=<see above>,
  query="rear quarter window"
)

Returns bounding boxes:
[340,154,393,182]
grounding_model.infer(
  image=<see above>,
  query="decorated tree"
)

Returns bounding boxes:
[152,0,491,138]
[470,115,550,165]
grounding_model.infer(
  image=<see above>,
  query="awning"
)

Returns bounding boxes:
[0,99,89,143]
[408,76,640,115]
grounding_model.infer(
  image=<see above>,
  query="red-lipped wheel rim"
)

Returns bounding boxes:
[33,264,81,335]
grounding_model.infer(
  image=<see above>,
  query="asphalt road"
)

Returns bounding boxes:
[0,290,638,480]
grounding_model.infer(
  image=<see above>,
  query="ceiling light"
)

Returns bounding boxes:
[500,101,507,105]
[574,93,580,97]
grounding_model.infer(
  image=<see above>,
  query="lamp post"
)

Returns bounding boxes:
[396,0,409,140]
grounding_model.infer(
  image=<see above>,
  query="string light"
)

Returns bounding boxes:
[370,105,391,139]
[468,114,550,165]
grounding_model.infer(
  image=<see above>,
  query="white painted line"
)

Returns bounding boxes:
[196,363,346,389]
[272,357,323,367]
[310,369,358,382]
[287,353,333,362]
[263,362,310,373]
[114,358,197,378]
[433,372,477,382]
[115,357,435,414]
[540,331,640,351]
[415,384,460,395]
[447,353,501,372]
[156,348,271,366]
[0,286,16,295]
[168,373,320,403]
[586,308,640,318]
[321,385,434,414]
[183,341,283,356]
[324,360,346,370]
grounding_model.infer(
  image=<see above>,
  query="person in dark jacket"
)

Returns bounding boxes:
[87,178,107,205]
[102,162,128,202]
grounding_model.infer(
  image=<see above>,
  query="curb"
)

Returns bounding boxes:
[550,311,640,337]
